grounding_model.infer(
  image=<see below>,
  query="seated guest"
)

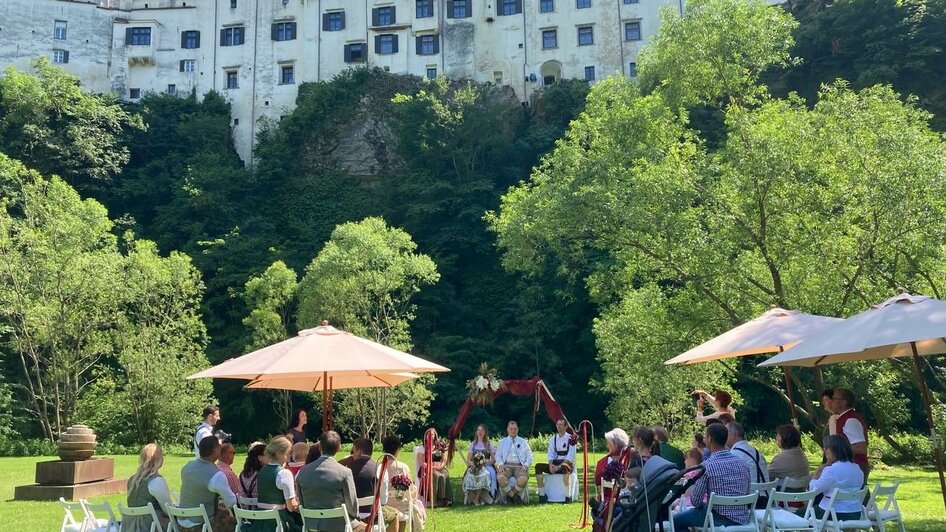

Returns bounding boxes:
[296,431,364,532]
[631,426,661,467]
[695,389,736,425]
[462,424,497,505]
[595,428,629,504]
[179,436,237,532]
[680,448,704,511]
[287,442,308,476]
[810,435,864,520]
[672,423,751,529]
[340,437,387,514]
[653,426,685,469]
[496,420,533,504]
[257,436,302,531]
[693,433,710,462]
[306,443,322,464]
[417,428,453,507]
[124,443,173,532]
[217,443,241,497]
[769,424,810,482]
[536,419,576,503]
[287,409,308,444]
[726,422,769,484]
[381,435,426,532]
[717,413,736,424]
[239,442,266,498]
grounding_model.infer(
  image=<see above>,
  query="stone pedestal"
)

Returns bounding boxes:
[14,478,127,500]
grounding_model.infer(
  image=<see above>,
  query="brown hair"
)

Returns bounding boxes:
[714,390,733,409]
[775,424,801,449]
[684,448,703,465]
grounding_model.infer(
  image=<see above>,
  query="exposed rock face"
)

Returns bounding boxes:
[57,424,97,461]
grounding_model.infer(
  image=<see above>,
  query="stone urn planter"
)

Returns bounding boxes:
[57,424,98,461]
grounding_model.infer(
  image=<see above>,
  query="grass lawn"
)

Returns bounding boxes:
[1,454,943,531]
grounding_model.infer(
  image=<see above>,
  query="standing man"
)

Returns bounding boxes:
[496,420,533,504]
[535,419,576,503]
[829,388,870,483]
[296,431,364,532]
[179,436,237,532]
[194,405,220,457]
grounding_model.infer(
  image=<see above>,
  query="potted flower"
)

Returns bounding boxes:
[391,474,413,500]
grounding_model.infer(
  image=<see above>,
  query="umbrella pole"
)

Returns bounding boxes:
[322,371,328,433]
[782,365,800,428]
[911,343,946,510]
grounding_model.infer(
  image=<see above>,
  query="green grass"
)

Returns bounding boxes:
[1,455,943,531]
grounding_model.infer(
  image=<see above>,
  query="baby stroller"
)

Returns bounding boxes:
[610,458,706,532]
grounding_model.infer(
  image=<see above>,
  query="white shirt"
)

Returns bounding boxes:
[496,436,533,467]
[810,461,864,514]
[547,433,577,463]
[194,422,214,457]
[257,467,297,510]
[838,409,867,445]
[179,469,237,527]
[730,440,769,483]
[147,476,175,514]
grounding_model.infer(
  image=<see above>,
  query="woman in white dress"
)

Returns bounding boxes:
[383,435,426,532]
[462,424,497,505]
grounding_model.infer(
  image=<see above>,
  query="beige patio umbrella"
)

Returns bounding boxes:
[760,293,946,509]
[188,322,450,431]
[666,307,843,425]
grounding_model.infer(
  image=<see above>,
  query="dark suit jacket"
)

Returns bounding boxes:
[339,455,378,512]
[296,455,358,532]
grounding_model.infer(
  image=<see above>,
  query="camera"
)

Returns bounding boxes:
[690,391,702,407]
[214,429,232,444]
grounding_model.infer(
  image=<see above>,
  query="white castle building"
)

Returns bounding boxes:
[0,0,684,162]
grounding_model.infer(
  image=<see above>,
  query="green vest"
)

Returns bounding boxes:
[180,458,220,519]
[257,463,286,505]
[124,474,165,532]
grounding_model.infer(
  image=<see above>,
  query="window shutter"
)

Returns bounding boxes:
[433,36,440,53]
[392,35,399,53]
[340,12,346,29]
[180,60,185,72]
[374,35,382,53]
[195,31,200,48]
[447,0,454,18]
[372,8,379,27]
[63,51,69,63]
[272,23,278,40]
[515,0,523,12]
[390,6,396,24]
[181,32,187,48]
[220,29,226,45]
[322,13,329,30]
[416,35,423,55]
[125,28,132,44]
[344,44,351,62]
[238,27,245,44]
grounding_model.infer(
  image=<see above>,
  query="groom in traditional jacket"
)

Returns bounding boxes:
[535,419,576,503]
[496,420,533,503]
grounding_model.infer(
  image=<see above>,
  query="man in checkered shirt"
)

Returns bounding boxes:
[672,423,751,529]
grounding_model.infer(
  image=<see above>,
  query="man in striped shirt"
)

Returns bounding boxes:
[672,423,751,529]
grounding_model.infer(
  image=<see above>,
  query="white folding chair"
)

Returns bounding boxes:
[697,491,760,532]
[299,506,353,532]
[752,480,779,511]
[237,495,258,510]
[865,481,905,532]
[816,487,871,532]
[777,477,812,492]
[234,507,284,532]
[82,500,120,532]
[598,478,615,499]
[118,502,163,532]
[165,503,213,532]
[355,496,384,531]
[754,489,819,532]
[60,498,91,532]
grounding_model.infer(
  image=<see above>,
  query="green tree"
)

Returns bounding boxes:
[0,58,143,191]
[296,217,440,438]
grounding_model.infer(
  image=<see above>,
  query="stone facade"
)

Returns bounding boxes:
[0,0,693,162]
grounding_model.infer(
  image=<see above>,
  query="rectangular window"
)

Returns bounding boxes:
[448,0,471,18]
[323,11,345,31]
[494,71,503,84]
[499,0,522,15]
[280,65,294,84]
[417,0,434,18]
[577,0,591,7]
[578,25,593,45]
[181,30,200,49]
[167,84,177,95]
[373,6,396,27]
[180,59,196,72]
[542,29,557,49]
[344,42,367,63]
[220,26,245,46]
[426,67,437,79]
[230,0,237,7]
[226,70,239,89]
[625,21,641,41]
[375,34,398,55]
[540,0,554,12]
[628,62,637,78]
[129,88,141,99]
[127,27,152,46]
[272,22,297,41]
[416,34,439,55]
[624,0,639,3]
[584,66,595,81]
[54,20,67,40]
[52,49,69,64]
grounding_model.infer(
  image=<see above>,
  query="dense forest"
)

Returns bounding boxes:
[1,0,945,452]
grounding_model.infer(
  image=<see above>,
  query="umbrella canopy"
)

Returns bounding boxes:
[243,372,420,393]
[666,307,843,365]
[187,323,450,381]
[759,294,946,367]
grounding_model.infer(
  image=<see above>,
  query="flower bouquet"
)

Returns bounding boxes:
[601,459,625,483]
[431,439,448,462]
[391,474,413,499]
[470,451,487,473]
[466,363,504,406]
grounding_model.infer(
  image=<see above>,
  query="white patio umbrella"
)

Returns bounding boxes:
[760,293,946,509]
[188,322,450,431]
[666,307,843,425]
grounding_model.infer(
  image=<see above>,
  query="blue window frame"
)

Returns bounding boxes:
[542,29,557,49]
[417,0,434,18]
[578,26,593,45]
[540,0,554,12]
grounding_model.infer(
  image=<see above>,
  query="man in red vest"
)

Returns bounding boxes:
[829,388,870,484]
